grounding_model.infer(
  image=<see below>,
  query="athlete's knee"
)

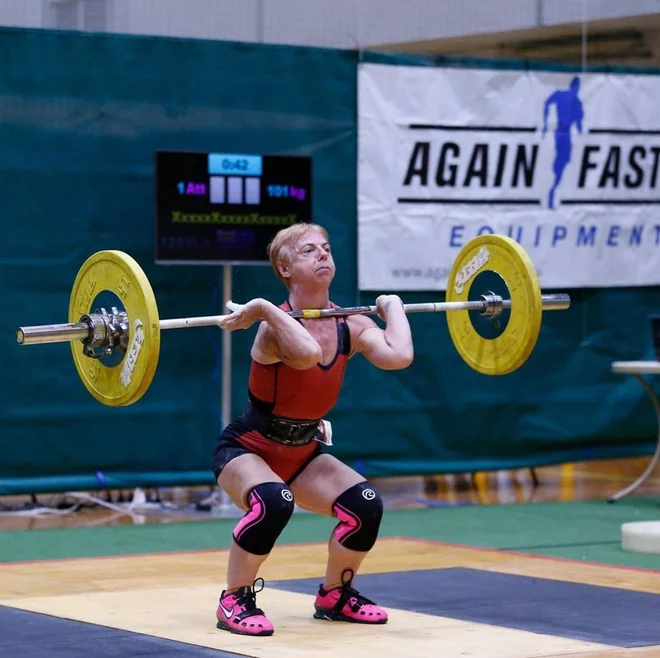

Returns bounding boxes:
[232,482,295,555]
[331,481,383,552]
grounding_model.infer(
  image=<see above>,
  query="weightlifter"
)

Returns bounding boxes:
[212,222,414,636]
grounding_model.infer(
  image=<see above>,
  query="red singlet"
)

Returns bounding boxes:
[248,301,350,420]
[225,301,351,482]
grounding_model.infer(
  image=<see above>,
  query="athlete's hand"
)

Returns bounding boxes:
[216,299,266,331]
[375,295,404,322]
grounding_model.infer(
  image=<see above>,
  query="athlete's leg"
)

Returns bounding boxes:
[214,452,295,635]
[291,455,373,587]
[218,453,294,589]
[291,454,387,624]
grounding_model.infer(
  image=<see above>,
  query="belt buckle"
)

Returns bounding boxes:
[285,427,311,446]
[282,430,301,446]
[268,417,315,446]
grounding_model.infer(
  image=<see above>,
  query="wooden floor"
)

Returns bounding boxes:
[1,456,659,657]
[1,537,659,658]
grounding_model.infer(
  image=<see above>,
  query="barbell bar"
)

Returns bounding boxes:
[16,292,570,347]
[14,234,572,406]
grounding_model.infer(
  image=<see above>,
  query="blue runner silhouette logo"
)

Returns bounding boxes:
[542,76,584,209]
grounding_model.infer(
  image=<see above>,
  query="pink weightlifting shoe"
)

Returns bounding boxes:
[313,569,388,624]
[216,578,274,636]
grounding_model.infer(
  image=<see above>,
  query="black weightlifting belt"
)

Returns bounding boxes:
[240,399,321,446]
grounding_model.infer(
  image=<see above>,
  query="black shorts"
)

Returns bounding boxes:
[212,420,323,486]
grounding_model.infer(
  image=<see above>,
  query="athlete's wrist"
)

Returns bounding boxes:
[256,299,278,322]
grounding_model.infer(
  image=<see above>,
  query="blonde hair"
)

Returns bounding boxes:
[267,222,329,288]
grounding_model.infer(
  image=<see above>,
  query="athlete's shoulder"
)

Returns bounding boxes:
[346,314,378,357]
[346,314,375,329]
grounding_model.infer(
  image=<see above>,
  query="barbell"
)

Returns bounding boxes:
[15,234,570,407]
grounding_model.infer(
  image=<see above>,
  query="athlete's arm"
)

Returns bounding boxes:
[251,300,322,370]
[349,296,414,370]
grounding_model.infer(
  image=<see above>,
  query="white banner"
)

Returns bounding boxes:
[358,62,660,290]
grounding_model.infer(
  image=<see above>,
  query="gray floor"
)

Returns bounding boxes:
[271,566,660,648]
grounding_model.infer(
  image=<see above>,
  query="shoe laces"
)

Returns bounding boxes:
[334,569,376,612]
[228,578,266,616]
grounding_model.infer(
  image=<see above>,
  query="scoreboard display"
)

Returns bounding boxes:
[154,151,312,264]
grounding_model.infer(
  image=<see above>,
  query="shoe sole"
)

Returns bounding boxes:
[313,608,388,624]
[216,619,274,636]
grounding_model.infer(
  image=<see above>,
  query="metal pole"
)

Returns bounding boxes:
[582,0,588,72]
[16,293,572,345]
[608,373,660,502]
[218,263,233,511]
[256,0,265,43]
[536,0,543,27]
[157,293,570,325]
[222,263,232,431]
[16,323,90,345]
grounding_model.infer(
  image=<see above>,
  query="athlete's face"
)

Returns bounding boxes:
[281,229,335,287]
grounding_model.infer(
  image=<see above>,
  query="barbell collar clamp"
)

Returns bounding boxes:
[79,307,129,359]
[479,292,502,318]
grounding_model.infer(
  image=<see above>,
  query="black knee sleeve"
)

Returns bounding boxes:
[232,482,295,555]
[331,481,383,552]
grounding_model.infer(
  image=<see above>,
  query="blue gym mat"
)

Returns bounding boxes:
[270,567,660,648]
[0,605,250,658]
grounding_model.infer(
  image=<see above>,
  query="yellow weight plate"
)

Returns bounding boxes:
[68,250,161,406]
[446,235,542,375]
